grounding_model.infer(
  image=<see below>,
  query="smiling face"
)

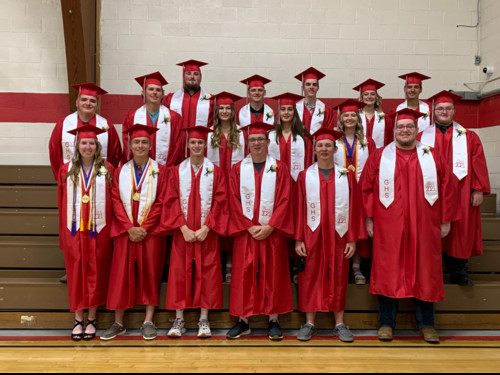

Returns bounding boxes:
[279,105,295,124]
[394,118,418,147]
[303,79,319,99]
[143,84,164,106]
[77,138,97,161]
[248,134,270,160]
[361,90,377,106]
[130,137,152,159]
[341,112,358,131]
[76,94,98,119]
[217,105,233,122]
[315,139,337,162]
[188,138,206,158]
[184,70,202,91]
[248,86,266,106]
[404,83,422,101]
[434,103,455,125]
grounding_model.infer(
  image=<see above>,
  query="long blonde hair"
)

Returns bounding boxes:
[211,105,242,150]
[338,112,366,144]
[359,91,384,114]
[66,139,112,186]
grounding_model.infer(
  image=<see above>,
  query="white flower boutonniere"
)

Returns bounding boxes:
[266,112,273,121]
[339,168,349,178]
[423,110,430,119]
[457,128,467,137]
[422,145,430,155]
[150,167,160,177]
[316,107,325,117]
[98,166,108,176]
[378,112,385,122]
[164,115,171,123]
[201,94,212,101]
[102,124,109,131]
[267,163,277,173]
[205,166,214,176]
[360,138,368,149]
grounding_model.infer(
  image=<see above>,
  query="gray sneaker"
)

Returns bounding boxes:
[297,323,316,341]
[100,322,126,341]
[334,324,354,342]
[141,322,157,340]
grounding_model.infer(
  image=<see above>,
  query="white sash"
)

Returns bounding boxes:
[361,111,385,148]
[179,158,214,226]
[206,131,245,167]
[334,138,370,181]
[65,162,106,234]
[169,88,211,126]
[296,99,326,135]
[240,155,276,225]
[379,142,438,208]
[133,105,172,165]
[420,124,436,147]
[267,131,305,182]
[396,100,431,132]
[238,103,274,126]
[119,159,159,225]
[62,113,109,163]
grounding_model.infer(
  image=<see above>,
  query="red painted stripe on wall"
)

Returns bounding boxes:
[0,92,496,129]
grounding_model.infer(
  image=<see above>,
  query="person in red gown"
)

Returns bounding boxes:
[161,126,228,338]
[237,75,275,126]
[333,99,376,285]
[57,125,113,341]
[419,90,490,286]
[49,82,121,180]
[353,78,393,148]
[396,72,432,132]
[121,72,183,167]
[101,125,167,341]
[294,67,335,133]
[226,122,294,341]
[360,108,460,343]
[295,128,367,342]
[206,91,247,282]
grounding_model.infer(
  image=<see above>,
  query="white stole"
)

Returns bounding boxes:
[133,105,172,165]
[179,158,214,226]
[267,130,305,182]
[334,138,370,181]
[169,88,211,126]
[296,99,326,135]
[396,100,431,132]
[305,163,349,236]
[62,113,109,163]
[379,142,438,208]
[361,111,385,148]
[206,131,245,167]
[119,159,159,225]
[238,103,274,126]
[65,162,106,234]
[240,155,276,225]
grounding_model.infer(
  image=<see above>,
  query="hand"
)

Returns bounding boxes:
[251,225,274,240]
[195,225,210,242]
[180,225,197,243]
[127,227,147,242]
[471,190,483,207]
[295,240,307,257]
[247,226,260,237]
[365,218,374,238]
[344,242,356,259]
[441,222,451,238]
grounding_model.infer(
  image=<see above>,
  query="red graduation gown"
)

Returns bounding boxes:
[208,134,247,183]
[360,147,460,302]
[295,168,366,312]
[57,162,114,312]
[164,90,214,130]
[106,164,167,310]
[49,115,122,180]
[120,108,183,167]
[161,162,228,310]
[301,103,335,132]
[228,160,294,317]
[364,113,394,148]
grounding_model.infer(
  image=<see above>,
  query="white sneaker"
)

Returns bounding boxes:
[168,319,186,338]
[197,319,211,338]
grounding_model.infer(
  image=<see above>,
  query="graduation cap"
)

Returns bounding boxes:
[67,124,107,140]
[398,72,431,86]
[333,99,366,115]
[427,90,462,106]
[72,83,107,98]
[271,92,304,106]
[212,91,243,107]
[134,72,168,88]
[388,108,425,124]
[185,126,213,142]
[177,59,208,72]
[123,124,159,139]
[239,121,274,136]
[240,74,272,89]
[313,127,345,143]
[294,67,326,83]
[352,78,385,93]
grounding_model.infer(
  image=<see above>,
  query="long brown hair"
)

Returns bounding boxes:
[338,112,366,144]
[66,139,112,186]
[359,91,384,113]
[211,105,242,150]
[273,106,309,144]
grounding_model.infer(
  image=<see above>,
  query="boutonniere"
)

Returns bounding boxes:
[266,112,273,121]
[98,166,108,176]
[205,166,214,176]
[378,112,385,122]
[316,107,325,117]
[422,145,431,155]
[267,163,277,173]
[164,115,171,123]
[360,138,368,149]
[149,166,160,177]
[457,128,467,137]
[423,110,430,119]
[201,94,211,101]
[339,168,349,178]
[102,124,109,131]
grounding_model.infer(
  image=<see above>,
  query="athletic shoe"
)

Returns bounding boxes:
[297,323,316,341]
[141,322,157,340]
[268,320,283,341]
[197,319,212,338]
[334,323,354,342]
[226,320,251,339]
[100,322,126,341]
[168,319,186,338]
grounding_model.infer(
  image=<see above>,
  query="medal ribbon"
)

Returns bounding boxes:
[131,159,152,195]
[343,137,358,176]
[80,160,95,196]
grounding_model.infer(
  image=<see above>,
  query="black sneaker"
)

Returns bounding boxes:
[450,274,474,286]
[268,320,283,341]
[226,320,251,339]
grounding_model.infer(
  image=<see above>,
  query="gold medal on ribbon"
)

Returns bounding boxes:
[81,194,90,204]
[132,192,141,202]
[348,165,356,171]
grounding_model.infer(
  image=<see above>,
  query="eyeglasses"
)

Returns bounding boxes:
[395,125,417,131]
[435,107,454,113]
[248,137,267,144]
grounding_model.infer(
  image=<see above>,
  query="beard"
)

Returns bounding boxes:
[184,81,200,92]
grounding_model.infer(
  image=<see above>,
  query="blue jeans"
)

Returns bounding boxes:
[378,295,435,329]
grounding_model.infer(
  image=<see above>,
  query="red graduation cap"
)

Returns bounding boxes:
[271,92,304,106]
[388,108,425,124]
[427,90,462,106]
[185,126,213,142]
[398,72,431,86]
[72,83,107,98]
[353,78,385,93]
[313,127,344,143]
[177,59,208,72]
[294,67,326,83]
[212,91,243,106]
[240,74,272,89]
[239,121,274,136]
[134,72,168,88]
[333,99,366,115]
[67,124,107,140]
[123,124,159,140]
